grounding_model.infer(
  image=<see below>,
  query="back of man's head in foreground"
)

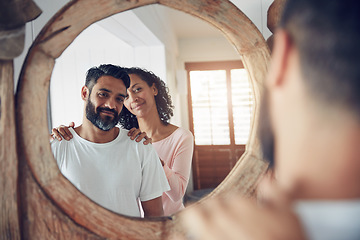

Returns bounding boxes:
[260,0,360,169]
[280,0,360,115]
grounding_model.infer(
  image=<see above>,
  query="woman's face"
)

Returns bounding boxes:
[124,74,158,118]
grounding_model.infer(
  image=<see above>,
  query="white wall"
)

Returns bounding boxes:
[232,0,273,40]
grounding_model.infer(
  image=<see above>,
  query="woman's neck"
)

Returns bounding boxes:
[138,114,162,136]
[137,113,177,142]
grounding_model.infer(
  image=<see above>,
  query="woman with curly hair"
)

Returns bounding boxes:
[121,67,194,216]
[52,67,194,216]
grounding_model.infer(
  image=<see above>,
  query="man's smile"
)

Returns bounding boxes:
[98,108,117,117]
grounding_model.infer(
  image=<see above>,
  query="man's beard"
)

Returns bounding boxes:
[85,98,120,131]
[258,89,275,168]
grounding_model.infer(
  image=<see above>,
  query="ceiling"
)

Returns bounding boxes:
[154,1,272,40]
[160,5,224,39]
[95,2,271,48]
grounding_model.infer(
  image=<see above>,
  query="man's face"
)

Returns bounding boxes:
[85,76,127,131]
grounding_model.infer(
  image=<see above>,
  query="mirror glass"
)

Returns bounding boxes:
[49,4,251,218]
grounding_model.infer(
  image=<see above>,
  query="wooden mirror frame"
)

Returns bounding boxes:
[16,0,270,238]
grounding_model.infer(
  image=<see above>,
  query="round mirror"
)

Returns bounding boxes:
[49,3,256,208]
[16,0,270,238]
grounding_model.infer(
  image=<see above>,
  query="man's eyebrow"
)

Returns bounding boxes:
[99,88,111,93]
[99,88,126,98]
[118,93,127,98]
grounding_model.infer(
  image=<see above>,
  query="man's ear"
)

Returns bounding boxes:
[267,29,293,88]
[81,86,89,101]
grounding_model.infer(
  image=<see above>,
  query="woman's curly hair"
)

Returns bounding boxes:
[119,67,174,130]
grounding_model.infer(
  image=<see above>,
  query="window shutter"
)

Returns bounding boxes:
[231,69,253,144]
[189,67,253,146]
[190,70,230,145]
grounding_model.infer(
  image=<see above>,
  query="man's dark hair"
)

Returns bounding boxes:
[280,0,360,117]
[119,67,174,130]
[85,64,130,94]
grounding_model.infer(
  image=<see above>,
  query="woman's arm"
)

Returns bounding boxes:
[162,131,194,202]
[51,122,75,141]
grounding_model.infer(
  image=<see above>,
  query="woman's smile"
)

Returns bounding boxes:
[131,101,145,111]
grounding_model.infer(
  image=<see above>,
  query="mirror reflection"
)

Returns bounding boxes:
[49,4,252,217]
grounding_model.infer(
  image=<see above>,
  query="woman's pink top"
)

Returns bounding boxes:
[152,127,194,216]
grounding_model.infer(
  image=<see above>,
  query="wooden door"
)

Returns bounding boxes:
[186,61,253,190]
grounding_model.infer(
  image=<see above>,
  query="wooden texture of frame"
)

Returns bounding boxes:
[16,0,270,238]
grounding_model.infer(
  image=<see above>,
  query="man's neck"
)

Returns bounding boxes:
[74,120,119,143]
[277,110,360,200]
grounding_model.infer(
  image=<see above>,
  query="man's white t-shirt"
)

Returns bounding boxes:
[51,127,170,217]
